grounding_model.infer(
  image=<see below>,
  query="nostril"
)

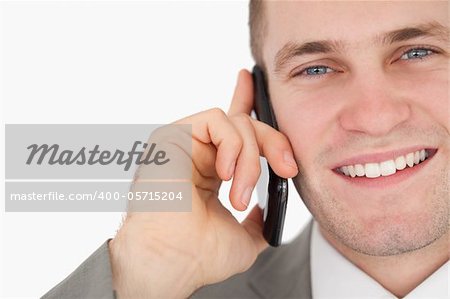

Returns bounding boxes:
[338,98,411,137]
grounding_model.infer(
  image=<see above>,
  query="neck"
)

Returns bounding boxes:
[319,226,449,298]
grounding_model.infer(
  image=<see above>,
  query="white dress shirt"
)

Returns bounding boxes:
[310,221,449,299]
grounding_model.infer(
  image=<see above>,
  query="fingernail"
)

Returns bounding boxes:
[240,187,253,207]
[283,151,297,169]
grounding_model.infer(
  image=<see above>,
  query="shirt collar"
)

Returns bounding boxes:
[310,220,449,299]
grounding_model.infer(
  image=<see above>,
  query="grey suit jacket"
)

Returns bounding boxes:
[42,221,313,299]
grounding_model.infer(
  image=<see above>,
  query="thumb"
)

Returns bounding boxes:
[242,204,269,254]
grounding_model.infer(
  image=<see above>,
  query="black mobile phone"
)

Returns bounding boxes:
[252,65,288,247]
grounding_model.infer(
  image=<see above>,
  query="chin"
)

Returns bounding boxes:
[341,211,447,256]
[293,166,449,256]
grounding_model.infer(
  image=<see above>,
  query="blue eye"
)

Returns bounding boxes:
[400,48,436,60]
[300,65,333,76]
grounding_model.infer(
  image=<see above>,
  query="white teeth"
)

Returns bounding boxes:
[414,151,420,164]
[348,165,356,178]
[339,149,430,179]
[341,166,349,176]
[406,153,414,167]
[380,160,396,176]
[365,163,381,178]
[395,156,406,170]
[420,149,426,161]
[355,164,365,177]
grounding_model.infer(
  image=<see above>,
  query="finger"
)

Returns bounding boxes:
[242,205,269,254]
[191,142,222,192]
[251,119,298,178]
[175,108,242,181]
[227,114,261,211]
[144,124,219,190]
[227,69,254,116]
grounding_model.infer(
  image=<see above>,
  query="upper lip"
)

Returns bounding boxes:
[331,145,436,169]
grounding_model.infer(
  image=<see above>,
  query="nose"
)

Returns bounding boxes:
[338,74,411,137]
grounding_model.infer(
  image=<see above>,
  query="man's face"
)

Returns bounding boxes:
[263,1,449,255]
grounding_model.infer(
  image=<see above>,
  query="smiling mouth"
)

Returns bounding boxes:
[334,148,437,179]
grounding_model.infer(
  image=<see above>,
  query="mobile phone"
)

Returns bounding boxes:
[252,65,288,247]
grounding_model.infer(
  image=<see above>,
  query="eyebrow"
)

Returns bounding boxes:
[273,21,450,74]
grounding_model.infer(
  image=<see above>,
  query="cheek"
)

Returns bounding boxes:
[424,79,448,131]
[271,88,340,167]
[402,69,449,131]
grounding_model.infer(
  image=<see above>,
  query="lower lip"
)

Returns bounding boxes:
[333,150,437,188]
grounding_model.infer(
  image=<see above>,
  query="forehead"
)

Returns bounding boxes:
[263,1,449,66]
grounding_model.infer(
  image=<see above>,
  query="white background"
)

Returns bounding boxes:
[0,1,311,297]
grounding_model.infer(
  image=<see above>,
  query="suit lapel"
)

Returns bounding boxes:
[247,220,313,298]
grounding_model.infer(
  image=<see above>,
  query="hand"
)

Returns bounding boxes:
[109,69,298,298]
